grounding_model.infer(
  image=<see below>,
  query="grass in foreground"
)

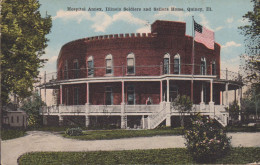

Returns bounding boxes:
[63,127,184,140]
[225,125,260,132]
[1,129,27,140]
[18,147,260,165]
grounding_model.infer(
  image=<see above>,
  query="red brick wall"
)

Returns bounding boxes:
[56,20,220,79]
[55,20,221,105]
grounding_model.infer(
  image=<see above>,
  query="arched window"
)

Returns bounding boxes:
[163,53,170,74]
[127,53,135,74]
[105,54,113,74]
[201,57,206,75]
[174,54,180,74]
[87,56,94,76]
[73,59,79,78]
[212,61,216,75]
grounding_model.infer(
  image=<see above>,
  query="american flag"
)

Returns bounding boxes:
[194,21,215,49]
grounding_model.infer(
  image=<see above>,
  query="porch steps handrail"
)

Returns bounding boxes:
[148,105,167,129]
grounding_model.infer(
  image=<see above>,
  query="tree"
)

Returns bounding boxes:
[171,95,193,127]
[226,101,240,122]
[184,114,231,163]
[1,0,52,105]
[239,0,259,86]
[21,92,45,128]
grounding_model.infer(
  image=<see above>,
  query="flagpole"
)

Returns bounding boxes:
[191,16,195,102]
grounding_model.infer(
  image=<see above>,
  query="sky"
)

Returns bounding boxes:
[38,0,253,80]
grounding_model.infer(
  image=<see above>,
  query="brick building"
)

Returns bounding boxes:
[40,20,243,129]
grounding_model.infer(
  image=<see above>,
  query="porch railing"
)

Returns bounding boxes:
[40,104,228,115]
[38,64,242,86]
[89,105,121,113]
[125,105,160,113]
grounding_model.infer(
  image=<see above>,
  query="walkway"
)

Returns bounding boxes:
[1,131,260,165]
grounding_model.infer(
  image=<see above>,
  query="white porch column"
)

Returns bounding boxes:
[225,83,229,107]
[121,81,126,129]
[200,82,205,111]
[60,85,63,105]
[209,80,214,115]
[121,115,127,129]
[142,115,145,129]
[85,115,90,127]
[166,79,171,127]
[160,80,163,102]
[167,79,170,102]
[210,80,213,103]
[86,82,89,104]
[121,81,125,104]
[58,115,63,126]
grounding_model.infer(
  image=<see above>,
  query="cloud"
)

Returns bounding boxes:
[215,26,224,32]
[113,11,146,25]
[136,26,151,33]
[53,10,91,23]
[226,17,234,24]
[198,13,213,30]
[53,10,147,32]
[237,18,249,25]
[221,57,240,72]
[49,56,58,63]
[222,41,241,48]
[154,6,191,21]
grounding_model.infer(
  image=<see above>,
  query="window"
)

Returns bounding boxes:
[105,54,113,74]
[105,87,113,105]
[74,87,79,105]
[212,61,216,75]
[17,116,19,123]
[203,84,207,103]
[11,116,14,123]
[201,57,206,75]
[87,56,94,76]
[65,88,69,105]
[64,60,68,79]
[73,59,79,78]
[127,53,135,74]
[170,86,179,102]
[127,85,135,105]
[163,53,170,74]
[174,54,180,74]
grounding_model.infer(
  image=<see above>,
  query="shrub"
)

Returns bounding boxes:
[65,127,83,136]
[184,114,231,163]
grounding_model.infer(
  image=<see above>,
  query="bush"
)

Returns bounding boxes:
[184,114,231,163]
[65,127,83,136]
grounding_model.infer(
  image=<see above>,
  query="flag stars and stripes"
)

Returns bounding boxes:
[194,20,215,50]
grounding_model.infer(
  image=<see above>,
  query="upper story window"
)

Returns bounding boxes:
[201,57,206,75]
[73,59,79,79]
[127,53,135,74]
[87,56,94,76]
[163,53,170,74]
[64,60,68,79]
[105,54,113,75]
[212,61,216,75]
[174,54,180,74]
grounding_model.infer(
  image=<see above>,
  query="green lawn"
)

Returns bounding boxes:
[18,147,260,165]
[63,127,184,140]
[1,129,27,140]
[225,125,260,132]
